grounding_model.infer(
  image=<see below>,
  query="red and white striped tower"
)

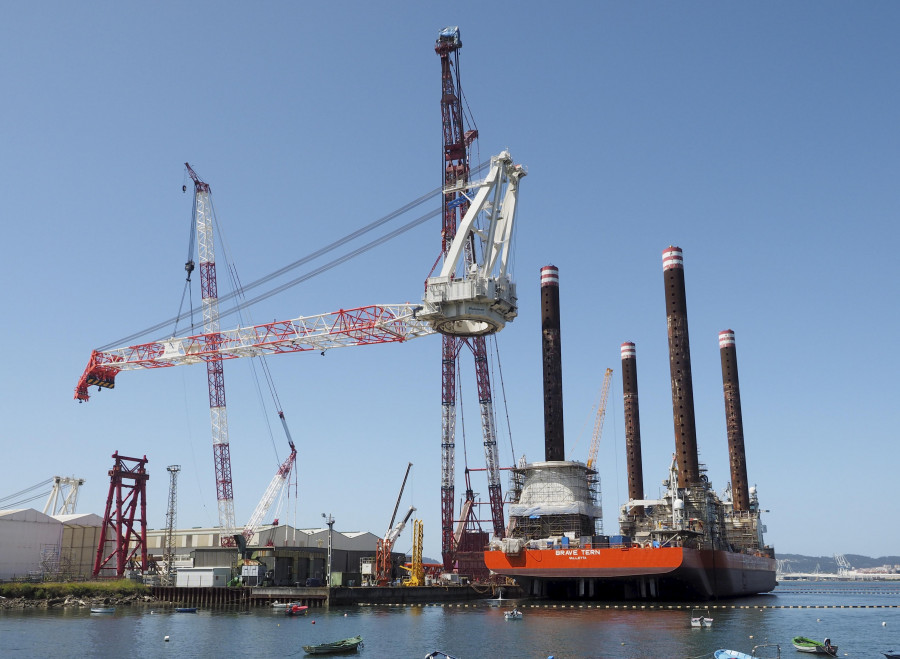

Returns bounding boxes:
[719,330,751,511]
[186,163,237,545]
[620,342,644,509]
[541,265,565,461]
[662,246,700,488]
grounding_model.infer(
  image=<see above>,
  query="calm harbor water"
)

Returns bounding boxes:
[2,582,899,658]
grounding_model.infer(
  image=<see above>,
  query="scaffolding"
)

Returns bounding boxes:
[507,461,601,542]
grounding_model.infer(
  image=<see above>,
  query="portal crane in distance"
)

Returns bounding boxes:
[42,476,85,516]
[586,368,613,469]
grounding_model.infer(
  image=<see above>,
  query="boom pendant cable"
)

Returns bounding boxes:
[98,159,491,352]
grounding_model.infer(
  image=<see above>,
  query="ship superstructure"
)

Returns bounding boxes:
[485,252,776,600]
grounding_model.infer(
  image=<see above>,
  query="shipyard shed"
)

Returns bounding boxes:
[145,525,379,555]
[0,509,63,580]
[54,512,103,579]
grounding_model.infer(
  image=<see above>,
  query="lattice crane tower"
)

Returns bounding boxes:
[185,163,237,545]
[433,26,511,573]
[163,465,180,585]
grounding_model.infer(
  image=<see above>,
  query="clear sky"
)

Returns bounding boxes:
[1,2,897,564]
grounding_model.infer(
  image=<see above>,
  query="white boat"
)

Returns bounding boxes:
[691,607,713,627]
[90,607,115,614]
[271,600,299,610]
[715,644,781,659]
[504,608,523,620]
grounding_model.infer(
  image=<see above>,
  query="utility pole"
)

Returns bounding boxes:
[163,465,181,586]
[322,513,334,586]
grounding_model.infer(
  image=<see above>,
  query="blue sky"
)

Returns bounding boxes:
[1,3,897,563]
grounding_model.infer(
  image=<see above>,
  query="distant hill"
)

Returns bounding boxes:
[778,553,900,574]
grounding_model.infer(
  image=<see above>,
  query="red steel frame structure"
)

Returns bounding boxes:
[93,451,149,578]
[435,27,504,574]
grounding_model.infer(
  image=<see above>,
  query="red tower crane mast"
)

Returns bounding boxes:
[434,26,506,573]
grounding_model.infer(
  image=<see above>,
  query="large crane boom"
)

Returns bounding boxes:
[75,304,434,396]
[75,151,523,398]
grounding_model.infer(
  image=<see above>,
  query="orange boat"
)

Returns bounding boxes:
[483,257,776,600]
[485,541,776,600]
[482,459,776,600]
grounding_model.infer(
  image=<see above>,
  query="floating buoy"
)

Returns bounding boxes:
[164,636,169,642]
[311,620,315,624]
[344,613,348,617]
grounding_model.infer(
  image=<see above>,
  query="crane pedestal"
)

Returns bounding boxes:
[419,275,517,336]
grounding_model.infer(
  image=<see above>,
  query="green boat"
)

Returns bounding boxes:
[792,637,837,656]
[302,635,363,655]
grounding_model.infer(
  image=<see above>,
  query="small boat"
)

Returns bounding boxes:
[302,635,363,655]
[883,653,900,659]
[504,608,523,620]
[424,653,459,659]
[716,645,780,659]
[90,607,115,614]
[285,604,309,616]
[175,607,198,613]
[792,637,837,656]
[691,607,713,627]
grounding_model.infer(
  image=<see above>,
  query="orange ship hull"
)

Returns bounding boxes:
[484,545,776,600]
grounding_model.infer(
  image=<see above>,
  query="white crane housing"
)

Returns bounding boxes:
[419,150,526,336]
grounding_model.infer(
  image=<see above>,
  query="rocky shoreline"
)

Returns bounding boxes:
[0,593,158,610]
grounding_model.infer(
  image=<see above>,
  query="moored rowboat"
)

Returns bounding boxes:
[302,635,363,655]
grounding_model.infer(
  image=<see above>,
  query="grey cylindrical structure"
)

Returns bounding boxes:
[620,342,644,508]
[541,265,565,462]
[719,329,751,511]
[662,246,700,488]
